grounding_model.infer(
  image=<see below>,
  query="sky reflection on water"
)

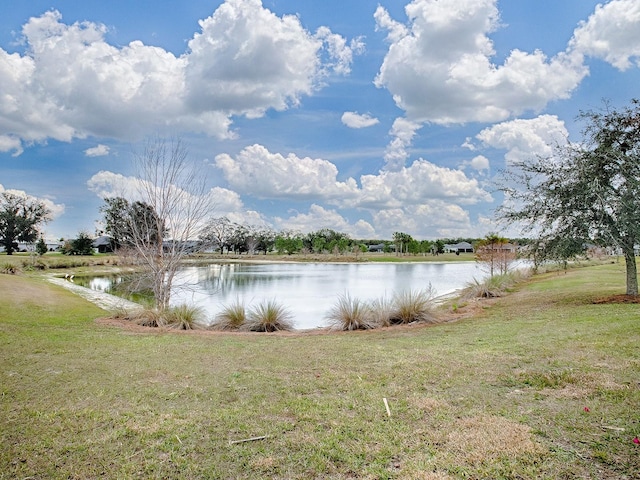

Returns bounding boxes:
[169,262,484,329]
[82,262,485,329]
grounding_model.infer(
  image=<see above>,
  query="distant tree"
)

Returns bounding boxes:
[100,197,165,250]
[392,232,413,256]
[35,237,48,256]
[305,228,351,254]
[199,217,236,253]
[419,240,433,255]
[242,225,273,255]
[255,227,276,254]
[525,237,585,273]
[0,192,51,255]
[62,231,95,255]
[475,233,515,277]
[498,100,640,295]
[274,231,303,255]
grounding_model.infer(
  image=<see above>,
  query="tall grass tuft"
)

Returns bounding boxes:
[1,262,19,275]
[165,304,206,330]
[461,270,531,299]
[131,308,165,328]
[390,286,439,324]
[326,294,378,331]
[210,300,247,331]
[367,296,395,327]
[243,300,293,332]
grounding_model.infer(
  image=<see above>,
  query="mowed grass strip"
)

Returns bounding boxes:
[1,262,639,479]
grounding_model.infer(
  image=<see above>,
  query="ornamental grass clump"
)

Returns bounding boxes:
[210,300,247,331]
[0,262,19,275]
[243,299,293,332]
[131,308,165,328]
[390,286,439,324]
[164,304,206,330]
[461,270,529,299]
[367,296,395,327]
[326,294,378,331]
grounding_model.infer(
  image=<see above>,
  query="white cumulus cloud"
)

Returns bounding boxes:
[371,201,473,239]
[84,144,110,157]
[274,204,375,237]
[86,170,244,215]
[383,117,421,171]
[214,144,360,201]
[374,0,589,125]
[569,0,640,71]
[356,158,492,209]
[341,111,379,129]
[0,1,361,154]
[469,155,490,172]
[476,115,569,164]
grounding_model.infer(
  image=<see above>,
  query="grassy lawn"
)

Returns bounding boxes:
[1,262,639,478]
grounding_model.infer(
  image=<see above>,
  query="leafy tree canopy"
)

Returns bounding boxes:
[498,99,640,295]
[0,192,50,255]
[100,197,165,250]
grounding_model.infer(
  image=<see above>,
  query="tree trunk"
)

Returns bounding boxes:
[623,246,638,296]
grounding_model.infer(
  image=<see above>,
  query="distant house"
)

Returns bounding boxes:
[92,235,115,253]
[444,242,474,254]
[368,243,385,253]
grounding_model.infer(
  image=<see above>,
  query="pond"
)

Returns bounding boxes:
[79,261,487,330]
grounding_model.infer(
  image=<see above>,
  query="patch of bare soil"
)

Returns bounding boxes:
[592,294,640,304]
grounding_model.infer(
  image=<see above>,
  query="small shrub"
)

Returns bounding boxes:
[326,294,378,331]
[164,304,206,330]
[367,296,395,327]
[110,306,132,320]
[21,258,47,271]
[243,300,293,332]
[210,300,247,330]
[390,286,439,324]
[131,308,165,328]
[461,270,530,299]
[0,262,19,275]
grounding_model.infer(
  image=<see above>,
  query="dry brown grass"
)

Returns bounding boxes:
[444,414,545,466]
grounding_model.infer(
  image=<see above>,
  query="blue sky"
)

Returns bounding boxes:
[1,0,639,241]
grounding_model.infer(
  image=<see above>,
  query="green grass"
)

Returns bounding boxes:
[1,262,639,478]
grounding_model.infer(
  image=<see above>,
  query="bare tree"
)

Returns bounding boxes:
[129,136,214,310]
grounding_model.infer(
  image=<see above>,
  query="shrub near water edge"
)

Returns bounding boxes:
[210,300,247,331]
[243,299,293,332]
[461,270,531,299]
[326,293,379,331]
[390,286,439,324]
[367,296,395,327]
[165,304,206,330]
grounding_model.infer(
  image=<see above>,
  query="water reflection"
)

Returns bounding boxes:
[81,262,485,330]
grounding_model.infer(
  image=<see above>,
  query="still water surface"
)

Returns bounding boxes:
[85,262,486,330]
